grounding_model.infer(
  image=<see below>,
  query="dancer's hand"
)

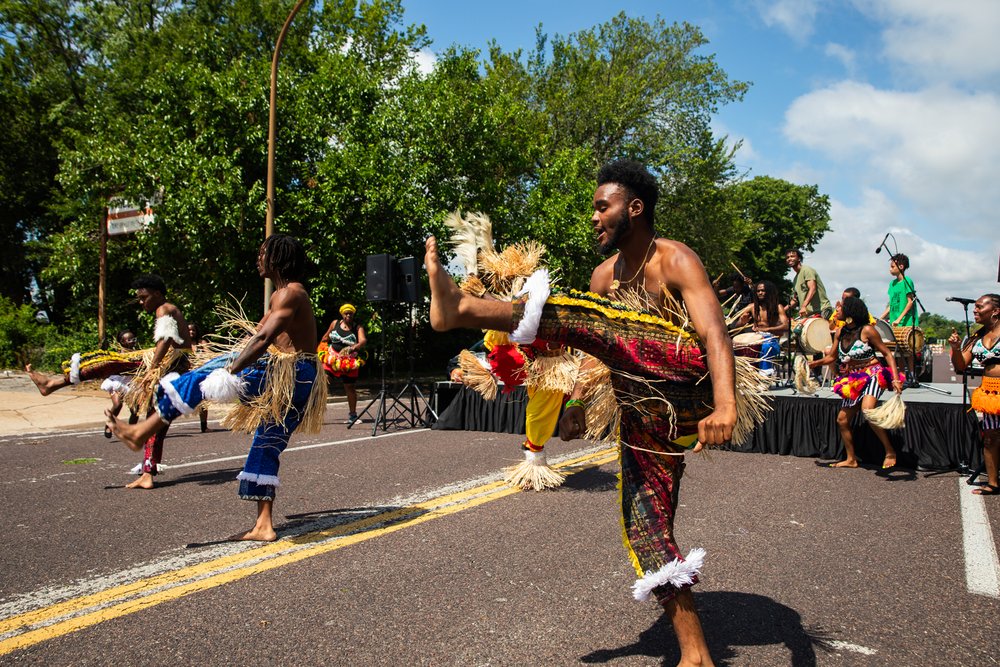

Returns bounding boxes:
[559,405,586,441]
[698,404,735,446]
[948,328,961,348]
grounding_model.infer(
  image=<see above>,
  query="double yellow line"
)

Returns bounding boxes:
[0,447,617,656]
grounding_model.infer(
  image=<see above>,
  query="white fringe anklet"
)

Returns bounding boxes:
[632,548,706,601]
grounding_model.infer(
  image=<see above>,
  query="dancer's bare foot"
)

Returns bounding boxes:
[25,364,66,396]
[828,460,859,468]
[227,526,277,542]
[881,456,897,469]
[125,473,154,489]
[106,410,163,452]
[425,236,464,331]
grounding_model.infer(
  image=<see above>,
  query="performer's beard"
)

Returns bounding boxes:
[597,209,631,256]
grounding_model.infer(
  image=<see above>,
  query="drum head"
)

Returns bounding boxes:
[798,318,832,355]
[873,319,895,345]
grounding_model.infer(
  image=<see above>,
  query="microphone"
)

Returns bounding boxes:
[946,296,976,306]
[874,233,890,254]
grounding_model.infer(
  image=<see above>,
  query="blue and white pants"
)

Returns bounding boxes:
[156,354,317,502]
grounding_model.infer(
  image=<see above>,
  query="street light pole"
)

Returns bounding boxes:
[264,0,309,312]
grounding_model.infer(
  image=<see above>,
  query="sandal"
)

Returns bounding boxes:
[104,425,112,439]
[972,484,1000,496]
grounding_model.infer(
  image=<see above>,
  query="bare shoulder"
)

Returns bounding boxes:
[157,302,183,319]
[589,255,618,294]
[652,239,708,289]
[273,282,310,306]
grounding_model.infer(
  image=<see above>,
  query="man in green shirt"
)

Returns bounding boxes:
[880,253,918,384]
[785,248,832,319]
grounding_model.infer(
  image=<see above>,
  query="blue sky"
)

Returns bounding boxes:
[400,0,1000,322]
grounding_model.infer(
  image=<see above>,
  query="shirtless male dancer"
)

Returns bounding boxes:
[425,160,736,667]
[108,234,320,541]
[28,274,191,489]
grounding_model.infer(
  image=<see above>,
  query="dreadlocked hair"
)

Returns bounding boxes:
[262,234,307,282]
[754,280,781,328]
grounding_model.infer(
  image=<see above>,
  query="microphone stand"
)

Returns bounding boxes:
[768,300,797,391]
[925,299,977,478]
[956,300,982,482]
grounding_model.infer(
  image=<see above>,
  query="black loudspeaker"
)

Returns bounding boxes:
[366,254,396,302]
[397,256,422,304]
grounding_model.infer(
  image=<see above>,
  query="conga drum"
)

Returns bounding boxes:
[732,331,765,358]
[794,316,833,355]
[873,319,896,348]
[893,326,924,353]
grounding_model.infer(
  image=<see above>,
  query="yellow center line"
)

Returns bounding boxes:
[0,448,618,656]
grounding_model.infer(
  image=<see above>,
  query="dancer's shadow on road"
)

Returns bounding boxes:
[562,465,618,493]
[103,467,242,490]
[184,504,410,548]
[580,591,835,666]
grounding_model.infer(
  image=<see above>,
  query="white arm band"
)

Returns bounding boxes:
[154,315,184,345]
[510,269,551,344]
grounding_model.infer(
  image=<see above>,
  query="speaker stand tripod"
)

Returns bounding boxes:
[348,302,436,435]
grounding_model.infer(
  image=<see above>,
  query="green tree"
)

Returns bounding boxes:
[919,311,967,342]
[728,176,831,294]
[2,2,835,378]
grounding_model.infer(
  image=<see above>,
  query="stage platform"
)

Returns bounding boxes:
[432,380,984,471]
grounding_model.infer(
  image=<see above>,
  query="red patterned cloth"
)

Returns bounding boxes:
[512,288,713,605]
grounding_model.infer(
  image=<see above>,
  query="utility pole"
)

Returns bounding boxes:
[265,0,309,312]
[98,206,108,348]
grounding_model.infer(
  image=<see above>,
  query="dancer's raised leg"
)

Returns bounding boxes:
[106,410,167,452]
[425,236,513,332]
[25,365,69,396]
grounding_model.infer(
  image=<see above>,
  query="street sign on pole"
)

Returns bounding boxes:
[106,200,153,236]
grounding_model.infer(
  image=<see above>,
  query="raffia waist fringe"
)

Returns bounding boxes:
[222,352,327,434]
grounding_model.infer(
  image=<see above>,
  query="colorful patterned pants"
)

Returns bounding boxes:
[514,290,714,604]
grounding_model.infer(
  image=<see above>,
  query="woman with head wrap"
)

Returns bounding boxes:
[320,303,367,425]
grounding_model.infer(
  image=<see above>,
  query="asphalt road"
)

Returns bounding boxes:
[1,402,999,666]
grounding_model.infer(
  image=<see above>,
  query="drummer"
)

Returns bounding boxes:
[321,303,368,425]
[878,253,918,386]
[715,272,754,319]
[746,280,788,376]
[785,248,832,319]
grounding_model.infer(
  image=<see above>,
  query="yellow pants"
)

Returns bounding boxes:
[524,387,564,451]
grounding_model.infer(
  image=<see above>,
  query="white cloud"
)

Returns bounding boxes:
[753,0,821,40]
[411,47,437,76]
[712,120,757,167]
[823,42,856,75]
[860,0,1000,82]
[784,81,1000,236]
[805,190,998,321]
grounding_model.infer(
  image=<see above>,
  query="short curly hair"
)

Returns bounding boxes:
[597,160,659,230]
[131,274,167,296]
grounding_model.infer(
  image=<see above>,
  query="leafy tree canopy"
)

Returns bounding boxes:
[1,3,849,369]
